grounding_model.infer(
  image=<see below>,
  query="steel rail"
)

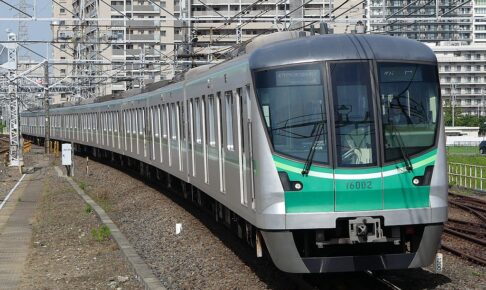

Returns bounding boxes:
[444,227,486,246]
[449,200,486,223]
[441,244,486,266]
[447,218,486,229]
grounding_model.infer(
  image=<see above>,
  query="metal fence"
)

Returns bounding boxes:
[448,162,486,191]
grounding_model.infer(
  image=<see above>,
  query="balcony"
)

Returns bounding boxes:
[126,34,158,42]
[112,5,159,13]
[125,49,156,56]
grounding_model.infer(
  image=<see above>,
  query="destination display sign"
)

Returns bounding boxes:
[276,69,321,86]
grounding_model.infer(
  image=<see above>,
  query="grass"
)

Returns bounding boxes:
[447,155,486,166]
[446,146,479,155]
[84,204,93,214]
[78,181,87,191]
[448,147,486,191]
[91,225,111,242]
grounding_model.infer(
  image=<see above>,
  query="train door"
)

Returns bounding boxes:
[162,104,169,165]
[193,98,204,180]
[178,101,184,172]
[112,112,116,148]
[144,107,150,159]
[223,90,240,197]
[127,109,135,153]
[149,106,156,161]
[169,103,180,170]
[217,93,225,193]
[188,99,195,178]
[206,95,217,187]
[202,97,208,182]
[329,61,382,211]
[241,85,255,208]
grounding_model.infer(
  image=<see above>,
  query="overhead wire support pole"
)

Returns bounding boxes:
[4,32,22,168]
[43,61,49,154]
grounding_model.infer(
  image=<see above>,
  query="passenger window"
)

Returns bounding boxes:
[195,98,202,144]
[208,95,216,147]
[162,104,168,138]
[171,103,177,140]
[225,91,234,151]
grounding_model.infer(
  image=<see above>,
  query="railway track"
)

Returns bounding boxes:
[0,136,9,154]
[442,192,486,266]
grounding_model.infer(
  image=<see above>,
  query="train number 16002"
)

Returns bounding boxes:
[345,181,372,190]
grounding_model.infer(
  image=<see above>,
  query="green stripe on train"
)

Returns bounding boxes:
[274,149,437,213]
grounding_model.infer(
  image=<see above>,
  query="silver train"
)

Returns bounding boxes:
[22,32,448,273]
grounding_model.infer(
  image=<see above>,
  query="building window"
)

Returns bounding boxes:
[60,8,65,13]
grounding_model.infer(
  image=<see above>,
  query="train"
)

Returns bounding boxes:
[21,32,448,273]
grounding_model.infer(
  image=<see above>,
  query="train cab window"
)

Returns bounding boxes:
[378,63,439,162]
[255,64,328,164]
[225,91,235,151]
[330,62,376,167]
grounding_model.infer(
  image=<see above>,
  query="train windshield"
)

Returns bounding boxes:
[378,63,439,162]
[255,64,329,164]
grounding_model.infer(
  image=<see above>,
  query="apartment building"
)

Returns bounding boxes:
[367,0,473,43]
[51,0,176,103]
[185,0,366,62]
[432,43,486,116]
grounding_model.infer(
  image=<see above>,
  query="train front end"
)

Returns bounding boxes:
[249,35,448,273]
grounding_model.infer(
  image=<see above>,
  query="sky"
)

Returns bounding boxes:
[0,0,52,61]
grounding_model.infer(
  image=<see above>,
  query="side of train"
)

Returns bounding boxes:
[21,33,448,273]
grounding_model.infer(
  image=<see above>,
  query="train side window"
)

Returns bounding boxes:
[171,103,177,140]
[154,106,160,138]
[139,108,143,135]
[179,101,185,141]
[140,108,147,136]
[225,91,234,151]
[114,112,118,133]
[132,109,137,134]
[109,112,112,132]
[208,95,216,147]
[161,104,167,138]
[195,98,202,144]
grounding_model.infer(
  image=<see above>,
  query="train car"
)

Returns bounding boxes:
[21,32,448,273]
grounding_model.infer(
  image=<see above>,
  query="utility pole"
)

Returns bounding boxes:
[44,61,50,154]
[5,32,22,168]
[451,84,456,127]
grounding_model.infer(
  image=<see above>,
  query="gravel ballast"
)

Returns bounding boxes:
[18,152,143,290]
[72,154,485,289]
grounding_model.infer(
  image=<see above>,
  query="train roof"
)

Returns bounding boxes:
[22,34,438,116]
[249,34,437,70]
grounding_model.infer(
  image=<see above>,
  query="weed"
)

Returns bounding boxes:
[91,225,110,242]
[93,187,112,212]
[17,197,22,202]
[78,181,86,191]
[471,271,481,277]
[84,204,93,214]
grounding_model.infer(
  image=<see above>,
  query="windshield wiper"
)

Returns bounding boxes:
[388,122,413,171]
[302,122,325,176]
